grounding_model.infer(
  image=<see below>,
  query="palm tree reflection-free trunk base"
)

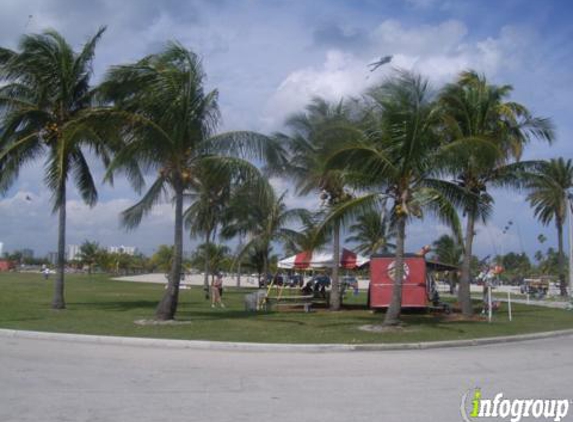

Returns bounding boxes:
[330,220,341,311]
[557,222,567,296]
[156,184,184,320]
[459,211,475,317]
[262,255,268,288]
[383,216,406,326]
[52,181,66,310]
[203,231,211,300]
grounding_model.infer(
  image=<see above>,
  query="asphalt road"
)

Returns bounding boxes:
[1,335,573,422]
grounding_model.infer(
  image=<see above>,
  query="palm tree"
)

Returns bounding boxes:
[438,70,555,316]
[0,28,109,309]
[190,243,231,280]
[277,97,355,310]
[97,42,283,320]
[431,234,462,293]
[222,184,309,285]
[78,240,101,275]
[432,235,462,265]
[527,158,573,296]
[150,245,174,273]
[346,207,395,255]
[325,71,463,326]
[282,210,331,256]
[184,162,233,298]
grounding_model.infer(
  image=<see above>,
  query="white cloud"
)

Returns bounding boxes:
[263,20,537,130]
[371,19,468,56]
[0,190,178,256]
[262,50,375,129]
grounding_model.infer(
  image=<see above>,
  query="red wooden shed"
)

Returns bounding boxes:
[369,254,428,308]
[0,260,15,272]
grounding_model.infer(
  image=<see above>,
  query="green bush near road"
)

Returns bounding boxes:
[1,273,572,344]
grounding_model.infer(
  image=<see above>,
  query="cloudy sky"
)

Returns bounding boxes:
[0,0,571,258]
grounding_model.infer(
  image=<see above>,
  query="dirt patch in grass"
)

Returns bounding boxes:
[441,314,487,323]
[134,319,193,326]
[358,324,416,334]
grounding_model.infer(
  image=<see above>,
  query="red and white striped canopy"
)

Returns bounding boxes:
[278,248,369,270]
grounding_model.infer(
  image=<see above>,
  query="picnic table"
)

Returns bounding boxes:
[264,294,315,312]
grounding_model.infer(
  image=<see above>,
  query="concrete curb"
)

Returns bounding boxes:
[1,328,573,353]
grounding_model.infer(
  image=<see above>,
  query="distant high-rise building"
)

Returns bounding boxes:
[67,245,81,261]
[0,242,3,257]
[108,245,137,256]
[47,252,58,265]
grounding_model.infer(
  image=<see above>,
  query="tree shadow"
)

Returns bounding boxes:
[70,300,159,312]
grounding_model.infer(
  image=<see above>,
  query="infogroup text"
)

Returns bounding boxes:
[461,389,570,422]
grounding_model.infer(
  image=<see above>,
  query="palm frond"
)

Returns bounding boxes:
[326,145,398,186]
[414,187,463,243]
[317,193,385,240]
[70,150,98,207]
[121,177,168,230]
[205,131,288,169]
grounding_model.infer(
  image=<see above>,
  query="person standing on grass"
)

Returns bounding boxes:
[42,265,50,280]
[211,272,225,308]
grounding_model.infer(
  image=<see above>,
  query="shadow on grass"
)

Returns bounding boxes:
[176,310,310,326]
[1,316,46,323]
[177,309,265,320]
[70,300,159,312]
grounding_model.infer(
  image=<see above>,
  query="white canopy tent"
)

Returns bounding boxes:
[278,248,369,270]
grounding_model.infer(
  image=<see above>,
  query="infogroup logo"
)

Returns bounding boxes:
[461,388,570,422]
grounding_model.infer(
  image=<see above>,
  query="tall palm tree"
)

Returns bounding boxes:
[78,240,101,275]
[527,158,573,296]
[282,210,331,256]
[190,243,231,278]
[184,162,233,298]
[432,234,462,265]
[346,207,395,255]
[277,97,355,310]
[0,28,109,309]
[222,184,309,285]
[438,70,555,316]
[325,71,463,326]
[150,245,174,273]
[97,42,283,320]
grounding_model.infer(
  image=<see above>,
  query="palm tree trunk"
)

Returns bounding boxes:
[262,253,268,288]
[383,216,406,326]
[557,220,567,296]
[237,234,243,288]
[51,180,66,310]
[203,230,211,300]
[459,211,475,317]
[156,183,184,320]
[449,271,458,295]
[330,220,341,311]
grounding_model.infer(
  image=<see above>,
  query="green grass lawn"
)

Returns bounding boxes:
[1,272,573,344]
